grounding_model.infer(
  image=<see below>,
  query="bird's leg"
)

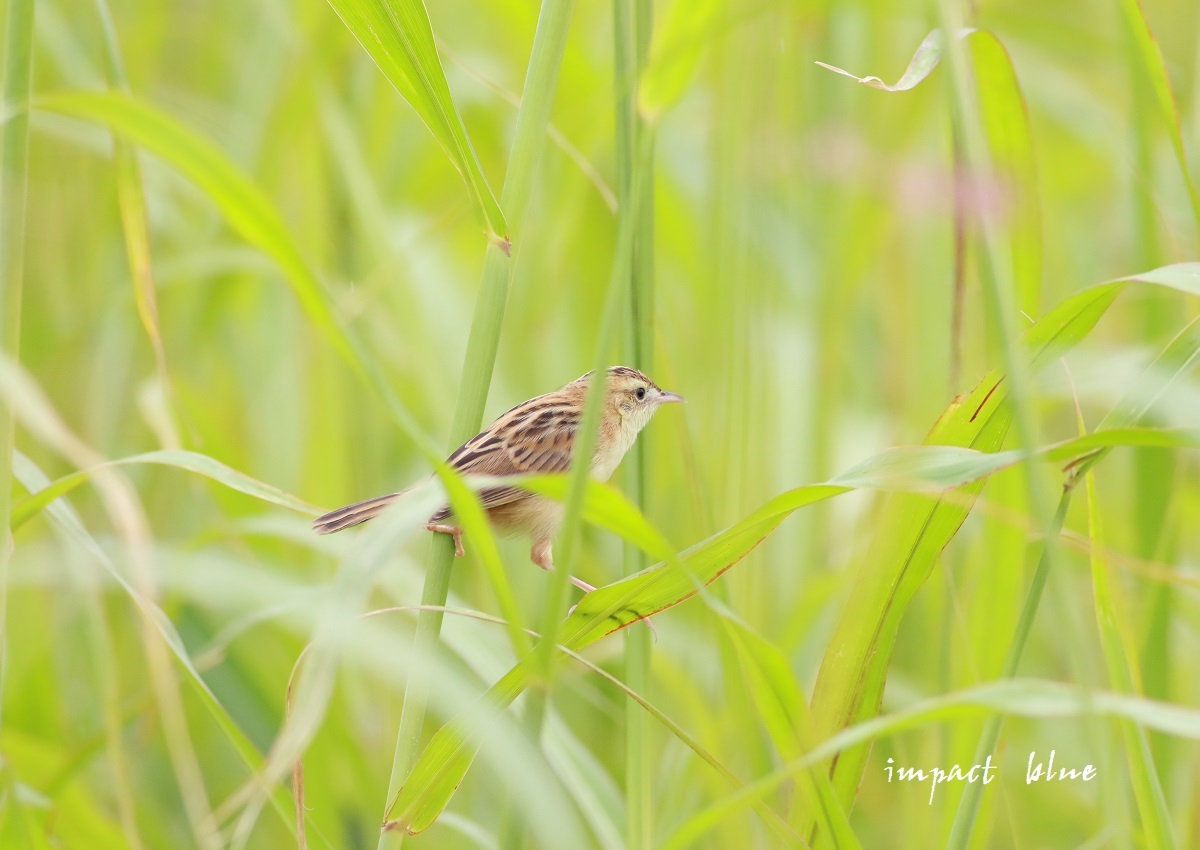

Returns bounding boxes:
[532,536,656,640]
[426,523,465,557]
[530,537,594,593]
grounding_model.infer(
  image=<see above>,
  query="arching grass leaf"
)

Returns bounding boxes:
[968,31,1041,315]
[12,449,323,531]
[325,0,508,250]
[35,90,437,455]
[36,91,354,364]
[1117,0,1200,230]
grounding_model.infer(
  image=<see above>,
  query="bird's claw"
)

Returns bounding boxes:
[427,524,465,557]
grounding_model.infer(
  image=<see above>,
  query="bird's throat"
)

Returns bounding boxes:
[590,412,644,482]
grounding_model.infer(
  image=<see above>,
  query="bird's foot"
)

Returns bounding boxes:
[568,574,596,594]
[427,524,465,557]
[534,545,654,640]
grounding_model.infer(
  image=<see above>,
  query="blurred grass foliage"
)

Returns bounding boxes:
[3,0,1200,847]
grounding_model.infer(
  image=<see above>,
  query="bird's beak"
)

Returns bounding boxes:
[657,390,685,404]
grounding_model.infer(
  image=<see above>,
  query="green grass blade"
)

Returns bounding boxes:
[967,32,1041,315]
[807,400,1011,831]
[721,622,859,850]
[1084,473,1176,847]
[92,0,172,407]
[12,449,324,530]
[1064,320,1200,849]
[805,284,1098,829]
[519,475,676,562]
[1117,0,1200,235]
[433,462,531,657]
[562,641,802,848]
[384,665,529,834]
[325,0,508,249]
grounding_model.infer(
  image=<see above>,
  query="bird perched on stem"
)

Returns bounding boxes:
[312,366,683,594]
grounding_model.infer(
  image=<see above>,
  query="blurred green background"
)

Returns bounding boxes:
[3,0,1200,847]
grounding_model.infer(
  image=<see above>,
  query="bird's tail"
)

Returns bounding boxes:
[312,492,404,534]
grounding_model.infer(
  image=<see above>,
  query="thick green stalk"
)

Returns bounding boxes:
[621,1,655,848]
[0,0,34,730]
[506,131,654,850]
[378,2,575,846]
[934,4,1054,846]
[499,3,655,844]
[937,10,1048,507]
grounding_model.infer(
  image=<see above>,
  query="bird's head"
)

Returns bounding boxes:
[572,366,684,433]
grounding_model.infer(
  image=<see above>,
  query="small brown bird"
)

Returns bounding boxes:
[312,366,683,593]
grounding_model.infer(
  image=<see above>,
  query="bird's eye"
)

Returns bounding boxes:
[635,386,646,400]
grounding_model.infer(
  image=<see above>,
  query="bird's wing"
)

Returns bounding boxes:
[430,393,578,520]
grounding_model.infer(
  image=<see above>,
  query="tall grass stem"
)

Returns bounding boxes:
[619,0,656,846]
[0,0,35,732]
[378,3,576,846]
[935,7,1058,844]
[509,131,655,850]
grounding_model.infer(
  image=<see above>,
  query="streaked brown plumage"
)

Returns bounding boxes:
[312,366,683,593]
